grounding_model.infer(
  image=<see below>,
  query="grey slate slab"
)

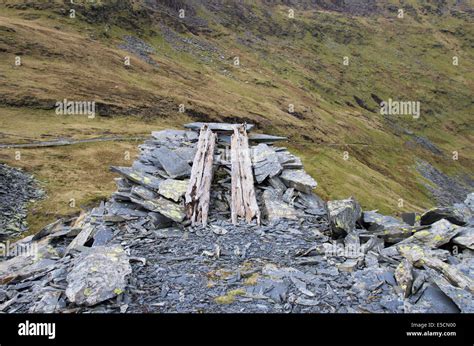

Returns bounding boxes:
[152,147,191,179]
[110,166,162,190]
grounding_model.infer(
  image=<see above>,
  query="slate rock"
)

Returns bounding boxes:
[252,144,283,183]
[372,225,421,243]
[148,212,174,229]
[420,207,466,226]
[110,166,162,190]
[395,259,413,298]
[65,245,132,306]
[268,176,287,195]
[262,189,299,221]
[429,269,474,313]
[338,259,359,273]
[173,147,197,163]
[184,122,254,132]
[280,169,317,194]
[405,284,460,313]
[158,179,189,202]
[152,147,191,179]
[397,219,460,249]
[247,277,289,303]
[401,212,417,226]
[298,192,328,217]
[362,210,407,231]
[452,227,474,250]
[92,226,114,246]
[29,290,62,313]
[276,151,303,169]
[327,197,362,233]
[464,193,474,211]
[130,195,186,222]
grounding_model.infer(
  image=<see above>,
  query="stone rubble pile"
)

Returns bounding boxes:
[0,123,472,313]
[0,164,44,240]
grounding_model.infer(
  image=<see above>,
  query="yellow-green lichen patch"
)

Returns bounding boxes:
[244,273,260,286]
[214,289,246,305]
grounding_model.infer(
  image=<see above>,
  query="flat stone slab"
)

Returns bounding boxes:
[396,219,460,249]
[277,151,303,169]
[152,147,191,179]
[129,184,186,222]
[452,227,474,250]
[110,166,162,190]
[184,122,254,132]
[280,169,317,194]
[151,129,198,142]
[158,179,189,202]
[262,189,299,221]
[65,245,131,306]
[130,195,186,222]
[173,147,197,163]
[252,144,283,183]
[420,207,466,226]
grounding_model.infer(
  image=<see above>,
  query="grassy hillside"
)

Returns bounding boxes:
[0,0,472,233]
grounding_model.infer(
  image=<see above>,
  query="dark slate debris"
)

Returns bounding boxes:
[0,164,44,240]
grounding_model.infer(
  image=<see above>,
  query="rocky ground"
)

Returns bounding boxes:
[0,125,472,314]
[0,164,44,241]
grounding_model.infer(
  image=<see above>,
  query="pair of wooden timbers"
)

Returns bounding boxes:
[185,124,260,227]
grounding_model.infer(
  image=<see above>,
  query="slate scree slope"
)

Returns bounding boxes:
[0,124,473,313]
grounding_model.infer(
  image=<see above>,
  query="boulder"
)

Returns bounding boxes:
[401,212,416,226]
[327,197,362,233]
[65,245,132,306]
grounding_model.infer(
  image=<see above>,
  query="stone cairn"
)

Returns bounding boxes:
[107,122,323,230]
[0,123,473,313]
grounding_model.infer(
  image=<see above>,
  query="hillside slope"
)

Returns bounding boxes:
[0,0,472,232]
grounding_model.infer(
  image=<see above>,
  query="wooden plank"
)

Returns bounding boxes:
[230,125,260,225]
[185,126,216,226]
